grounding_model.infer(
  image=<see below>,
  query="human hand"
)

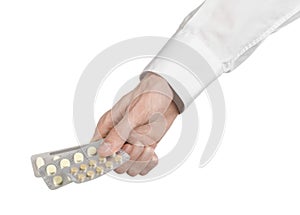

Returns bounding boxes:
[92,72,179,176]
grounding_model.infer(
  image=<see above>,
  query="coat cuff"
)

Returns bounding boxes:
[141,34,222,113]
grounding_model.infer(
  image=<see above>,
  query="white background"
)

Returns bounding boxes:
[1,0,300,214]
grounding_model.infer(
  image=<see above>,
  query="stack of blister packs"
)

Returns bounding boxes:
[31,140,130,190]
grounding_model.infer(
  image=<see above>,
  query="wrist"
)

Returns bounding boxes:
[140,71,183,114]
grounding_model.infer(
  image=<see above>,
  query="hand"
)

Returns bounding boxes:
[92,72,179,176]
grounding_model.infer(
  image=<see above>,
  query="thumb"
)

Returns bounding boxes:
[91,110,113,142]
[92,92,133,142]
[98,117,136,157]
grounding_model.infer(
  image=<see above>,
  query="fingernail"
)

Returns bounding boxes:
[98,142,113,156]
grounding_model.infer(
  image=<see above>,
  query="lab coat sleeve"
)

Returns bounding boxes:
[142,0,300,112]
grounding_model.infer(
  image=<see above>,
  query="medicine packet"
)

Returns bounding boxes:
[31,140,130,190]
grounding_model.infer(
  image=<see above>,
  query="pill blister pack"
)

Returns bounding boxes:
[31,140,130,190]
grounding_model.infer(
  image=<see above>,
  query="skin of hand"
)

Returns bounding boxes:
[92,72,179,176]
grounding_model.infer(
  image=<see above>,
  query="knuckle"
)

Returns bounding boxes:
[100,110,111,123]
[145,146,155,152]
[152,155,159,166]
[144,147,155,159]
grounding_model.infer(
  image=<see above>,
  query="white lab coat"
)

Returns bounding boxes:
[144,0,300,112]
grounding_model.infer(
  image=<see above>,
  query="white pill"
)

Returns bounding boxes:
[105,161,113,169]
[96,166,104,175]
[80,164,88,171]
[89,160,97,167]
[60,159,70,168]
[70,167,78,175]
[87,170,95,179]
[87,146,97,157]
[35,157,45,169]
[46,164,57,176]
[77,173,86,182]
[99,157,106,163]
[74,152,84,163]
[114,155,123,163]
[53,175,63,186]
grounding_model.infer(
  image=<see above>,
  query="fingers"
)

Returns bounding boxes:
[127,101,179,146]
[94,76,178,173]
[114,144,144,174]
[139,153,158,176]
[111,101,177,176]
[127,147,155,176]
[114,145,158,176]
[122,143,133,154]
[98,112,142,156]
[98,95,152,156]
[91,110,112,142]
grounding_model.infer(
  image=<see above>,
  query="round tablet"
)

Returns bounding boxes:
[80,164,88,171]
[74,152,84,163]
[99,157,106,163]
[77,173,86,182]
[87,146,97,157]
[60,159,70,169]
[96,166,104,175]
[35,157,45,169]
[46,164,57,176]
[53,175,63,186]
[70,167,78,175]
[105,161,113,169]
[87,170,95,179]
[88,160,97,167]
[114,155,122,163]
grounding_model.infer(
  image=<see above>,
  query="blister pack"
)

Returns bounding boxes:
[31,140,130,190]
